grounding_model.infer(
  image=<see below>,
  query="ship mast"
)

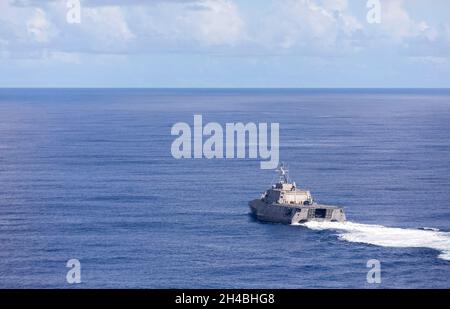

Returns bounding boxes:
[276,163,290,184]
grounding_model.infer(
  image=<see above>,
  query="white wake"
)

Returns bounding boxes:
[294,221,450,261]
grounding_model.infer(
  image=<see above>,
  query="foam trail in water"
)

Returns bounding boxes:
[294,221,450,261]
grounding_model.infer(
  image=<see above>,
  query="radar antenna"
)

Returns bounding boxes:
[276,163,290,184]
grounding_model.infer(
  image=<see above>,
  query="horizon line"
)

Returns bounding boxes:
[1,87,450,90]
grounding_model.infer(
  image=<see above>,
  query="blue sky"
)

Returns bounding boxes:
[0,0,449,88]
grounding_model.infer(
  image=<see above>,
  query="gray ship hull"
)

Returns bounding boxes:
[249,199,346,224]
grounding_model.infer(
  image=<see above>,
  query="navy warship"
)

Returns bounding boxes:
[249,164,346,224]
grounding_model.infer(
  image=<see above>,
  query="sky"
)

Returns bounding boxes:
[0,0,449,88]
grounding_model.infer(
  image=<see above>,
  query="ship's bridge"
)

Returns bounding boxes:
[263,183,313,206]
[262,164,314,205]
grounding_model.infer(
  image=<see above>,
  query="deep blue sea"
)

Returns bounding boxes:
[0,89,449,288]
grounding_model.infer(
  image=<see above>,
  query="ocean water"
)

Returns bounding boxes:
[0,88,449,288]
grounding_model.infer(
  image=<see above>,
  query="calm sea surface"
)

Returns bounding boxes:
[0,89,449,288]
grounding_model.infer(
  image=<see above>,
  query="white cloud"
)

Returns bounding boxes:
[322,0,348,12]
[178,0,245,46]
[0,0,448,62]
[26,8,56,43]
[1,0,246,54]
[380,0,436,41]
[123,0,246,48]
[83,6,135,43]
[263,0,363,51]
[409,56,448,65]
